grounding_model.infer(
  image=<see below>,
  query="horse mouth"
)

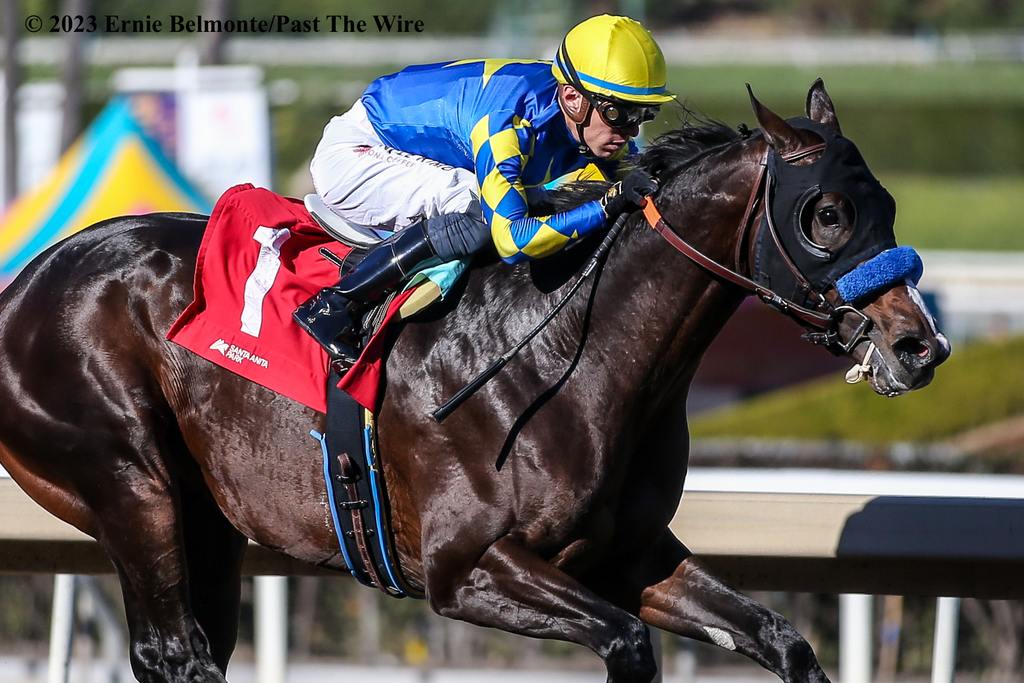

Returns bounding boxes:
[869,370,911,397]
[845,340,917,397]
[850,348,939,397]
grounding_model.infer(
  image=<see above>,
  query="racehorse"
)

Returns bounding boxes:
[0,81,947,683]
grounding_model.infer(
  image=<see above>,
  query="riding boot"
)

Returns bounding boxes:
[293,221,437,366]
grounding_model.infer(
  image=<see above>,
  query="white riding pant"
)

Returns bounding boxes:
[310,100,481,232]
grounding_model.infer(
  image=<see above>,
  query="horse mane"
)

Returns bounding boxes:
[539,109,743,214]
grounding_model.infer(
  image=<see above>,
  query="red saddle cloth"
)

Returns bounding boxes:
[167,183,413,413]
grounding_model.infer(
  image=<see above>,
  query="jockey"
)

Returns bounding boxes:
[295,14,674,365]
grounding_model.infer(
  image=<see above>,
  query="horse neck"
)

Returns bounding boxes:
[585,142,762,409]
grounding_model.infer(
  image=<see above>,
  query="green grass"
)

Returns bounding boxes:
[886,175,1024,250]
[654,63,1024,176]
[691,336,1024,444]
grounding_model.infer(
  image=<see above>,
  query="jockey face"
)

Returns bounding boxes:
[559,85,644,159]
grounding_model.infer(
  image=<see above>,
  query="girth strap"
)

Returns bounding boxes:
[335,453,389,591]
[317,368,424,598]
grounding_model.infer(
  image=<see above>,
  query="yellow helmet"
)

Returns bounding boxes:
[552,15,675,106]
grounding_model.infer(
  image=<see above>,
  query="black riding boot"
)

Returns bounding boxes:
[293,222,437,365]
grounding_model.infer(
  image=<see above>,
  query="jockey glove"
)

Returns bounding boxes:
[601,169,658,217]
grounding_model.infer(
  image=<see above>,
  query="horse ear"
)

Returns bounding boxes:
[805,78,841,135]
[746,84,801,156]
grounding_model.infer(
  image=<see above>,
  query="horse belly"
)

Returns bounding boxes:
[167,376,344,567]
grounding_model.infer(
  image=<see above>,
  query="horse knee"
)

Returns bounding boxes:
[422,553,473,617]
[425,577,471,621]
[427,592,454,618]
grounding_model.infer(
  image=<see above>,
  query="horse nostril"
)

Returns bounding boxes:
[893,336,931,365]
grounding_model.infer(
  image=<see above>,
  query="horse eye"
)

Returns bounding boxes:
[818,207,840,226]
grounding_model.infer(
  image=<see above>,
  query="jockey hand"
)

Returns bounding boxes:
[601,170,658,217]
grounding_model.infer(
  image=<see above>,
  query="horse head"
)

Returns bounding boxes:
[644,79,949,398]
[751,79,950,395]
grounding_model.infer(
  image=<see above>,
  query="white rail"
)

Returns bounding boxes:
[3,467,1020,682]
[4,467,1024,595]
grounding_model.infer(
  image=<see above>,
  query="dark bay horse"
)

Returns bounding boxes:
[0,81,947,683]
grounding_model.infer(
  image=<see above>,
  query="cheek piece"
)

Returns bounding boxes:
[834,245,923,304]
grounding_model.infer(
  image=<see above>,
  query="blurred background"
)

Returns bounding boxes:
[1,0,1023,681]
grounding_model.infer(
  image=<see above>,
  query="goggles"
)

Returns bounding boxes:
[592,96,659,129]
[556,39,659,130]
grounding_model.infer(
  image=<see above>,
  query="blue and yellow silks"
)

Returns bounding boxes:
[361,60,630,264]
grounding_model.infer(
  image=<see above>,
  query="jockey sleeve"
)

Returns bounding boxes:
[471,109,607,264]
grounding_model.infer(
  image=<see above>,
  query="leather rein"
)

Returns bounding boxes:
[641,141,872,354]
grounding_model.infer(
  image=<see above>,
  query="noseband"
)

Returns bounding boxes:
[642,141,872,355]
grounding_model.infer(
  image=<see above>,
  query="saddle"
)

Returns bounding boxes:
[168,184,451,598]
[303,193,390,248]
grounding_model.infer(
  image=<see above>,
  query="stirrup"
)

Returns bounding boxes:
[292,289,365,365]
[331,356,357,375]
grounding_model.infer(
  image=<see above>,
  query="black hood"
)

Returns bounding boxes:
[753,117,897,308]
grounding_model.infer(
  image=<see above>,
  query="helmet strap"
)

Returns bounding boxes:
[575,102,596,156]
[558,88,597,156]
[557,39,599,156]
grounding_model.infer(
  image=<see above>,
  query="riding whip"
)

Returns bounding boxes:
[430,209,636,423]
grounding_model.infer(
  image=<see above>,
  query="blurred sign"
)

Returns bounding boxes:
[177,86,272,197]
[112,60,273,198]
[0,80,63,202]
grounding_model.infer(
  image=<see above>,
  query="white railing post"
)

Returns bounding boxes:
[48,574,76,683]
[649,626,663,683]
[931,597,960,683]
[79,576,128,682]
[255,576,288,683]
[840,593,873,683]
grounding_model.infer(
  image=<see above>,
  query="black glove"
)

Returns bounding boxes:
[600,170,658,217]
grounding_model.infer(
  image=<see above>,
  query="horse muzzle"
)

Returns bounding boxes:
[846,320,951,397]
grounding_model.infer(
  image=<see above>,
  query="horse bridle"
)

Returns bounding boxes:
[641,141,873,355]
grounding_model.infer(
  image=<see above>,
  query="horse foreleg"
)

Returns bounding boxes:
[633,535,831,683]
[427,536,658,683]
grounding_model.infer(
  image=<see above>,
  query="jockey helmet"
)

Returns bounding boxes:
[552,15,675,106]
